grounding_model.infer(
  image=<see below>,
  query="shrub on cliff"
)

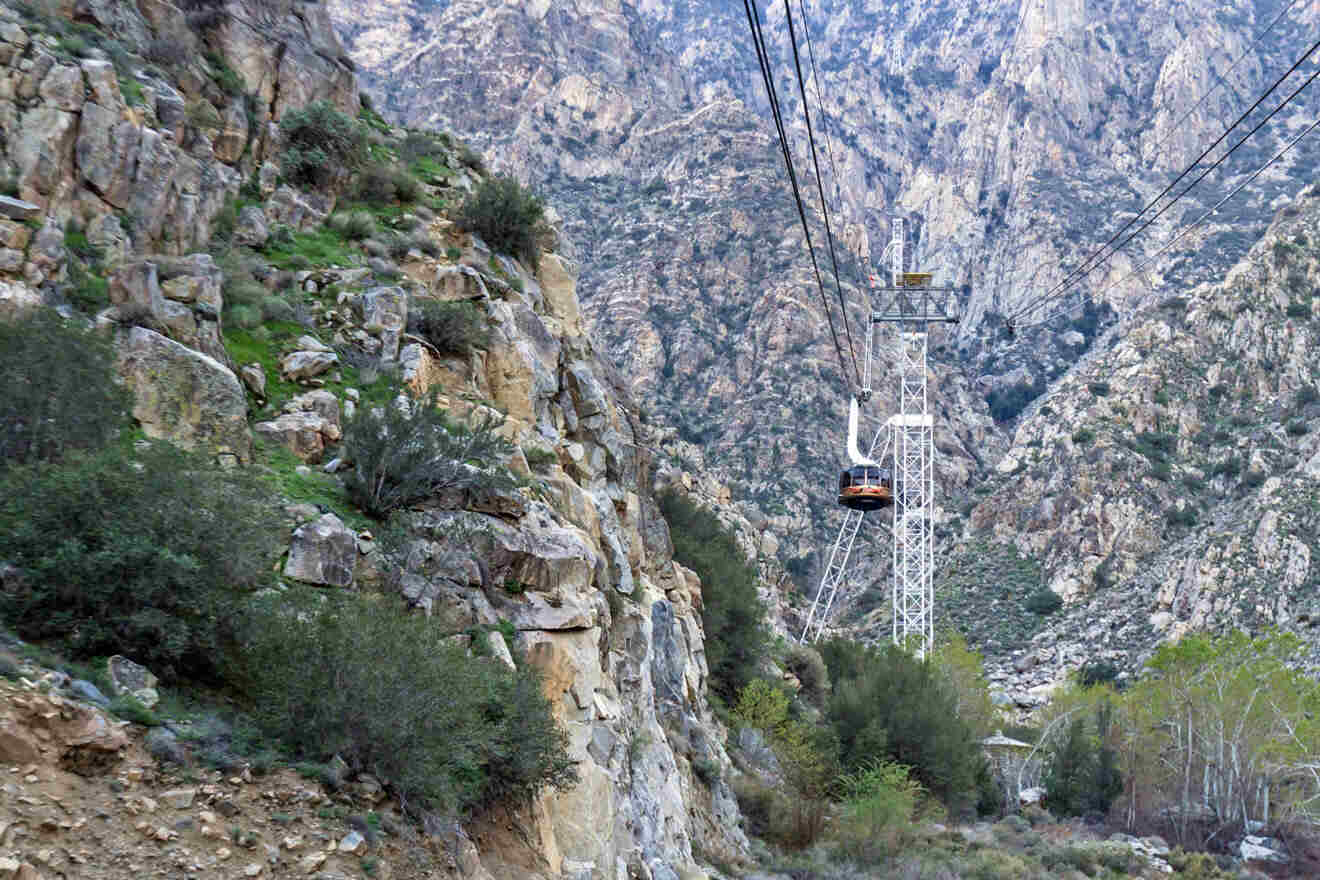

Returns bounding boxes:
[0,442,280,681]
[341,390,514,520]
[657,491,766,704]
[0,310,130,468]
[278,101,368,189]
[408,300,489,355]
[457,175,544,266]
[241,589,577,815]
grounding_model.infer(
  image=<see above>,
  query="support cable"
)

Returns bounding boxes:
[1019,113,1320,331]
[796,0,846,236]
[782,0,861,385]
[1011,36,1320,325]
[741,0,859,393]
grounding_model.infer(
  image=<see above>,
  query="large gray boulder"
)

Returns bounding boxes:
[116,327,251,463]
[358,287,407,361]
[284,513,357,587]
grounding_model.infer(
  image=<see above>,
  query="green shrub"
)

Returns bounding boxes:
[658,492,766,703]
[260,296,296,324]
[241,589,577,815]
[0,311,131,467]
[339,211,376,241]
[204,50,244,97]
[1025,588,1062,615]
[109,693,162,726]
[408,300,489,355]
[353,164,422,206]
[1287,420,1309,436]
[341,389,514,521]
[457,143,487,175]
[1071,427,1095,445]
[784,642,829,707]
[985,380,1040,422]
[1296,385,1320,407]
[1286,301,1313,319]
[457,175,545,266]
[445,246,462,261]
[278,101,368,189]
[832,758,924,861]
[227,303,262,329]
[0,443,280,680]
[821,639,987,818]
[523,447,557,472]
[1087,381,1111,397]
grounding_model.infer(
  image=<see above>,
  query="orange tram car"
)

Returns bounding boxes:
[837,463,893,511]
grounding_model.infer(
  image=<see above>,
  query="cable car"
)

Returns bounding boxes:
[838,463,893,510]
[836,395,894,509]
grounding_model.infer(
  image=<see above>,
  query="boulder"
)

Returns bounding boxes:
[0,195,39,222]
[284,513,357,587]
[240,363,267,398]
[1240,835,1289,864]
[0,280,41,321]
[266,185,332,232]
[37,62,84,112]
[281,349,338,380]
[116,326,251,463]
[254,411,335,463]
[358,286,407,360]
[234,204,269,248]
[286,389,341,427]
[107,654,158,703]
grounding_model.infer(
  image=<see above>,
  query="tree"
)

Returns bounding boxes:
[658,492,766,703]
[1119,631,1320,844]
[823,639,986,818]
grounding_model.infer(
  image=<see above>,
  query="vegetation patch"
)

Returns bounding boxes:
[240,589,577,816]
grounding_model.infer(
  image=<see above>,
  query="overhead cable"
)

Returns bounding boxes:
[1018,114,1320,331]
[741,0,860,392]
[782,0,861,383]
[1011,34,1320,324]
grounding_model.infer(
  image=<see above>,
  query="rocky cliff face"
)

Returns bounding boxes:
[0,2,751,878]
[954,183,1320,709]
[331,0,1320,608]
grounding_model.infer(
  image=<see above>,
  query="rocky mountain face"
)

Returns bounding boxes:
[330,0,1320,670]
[953,182,1320,710]
[0,2,752,878]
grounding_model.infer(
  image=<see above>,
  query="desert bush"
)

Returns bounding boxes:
[784,643,830,707]
[832,758,925,861]
[0,442,280,680]
[0,311,131,467]
[337,211,376,241]
[241,589,577,815]
[354,164,422,206]
[279,101,368,189]
[1025,588,1062,615]
[341,389,514,521]
[659,491,767,703]
[457,175,545,266]
[260,296,295,324]
[407,300,489,355]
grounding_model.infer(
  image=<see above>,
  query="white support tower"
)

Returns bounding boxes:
[799,217,957,654]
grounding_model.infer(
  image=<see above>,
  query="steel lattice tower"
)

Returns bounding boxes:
[800,218,957,654]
